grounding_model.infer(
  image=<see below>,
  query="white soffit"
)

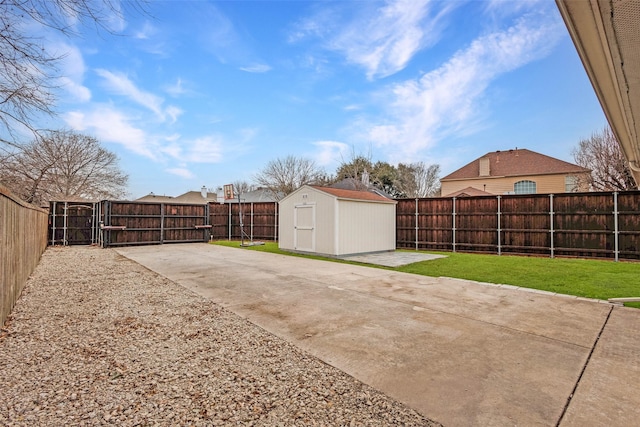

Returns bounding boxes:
[557,0,640,186]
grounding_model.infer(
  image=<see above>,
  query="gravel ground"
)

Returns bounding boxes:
[0,246,440,426]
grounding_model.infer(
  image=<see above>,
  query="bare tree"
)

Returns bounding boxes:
[0,130,128,205]
[572,126,636,191]
[254,156,325,200]
[232,180,254,195]
[396,162,441,198]
[0,0,146,145]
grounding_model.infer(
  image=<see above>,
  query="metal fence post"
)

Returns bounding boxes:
[497,195,502,256]
[614,192,619,262]
[274,202,278,242]
[549,194,554,258]
[415,198,419,250]
[228,203,232,240]
[452,197,457,253]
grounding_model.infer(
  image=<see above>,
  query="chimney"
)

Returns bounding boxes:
[479,157,490,177]
[200,185,207,199]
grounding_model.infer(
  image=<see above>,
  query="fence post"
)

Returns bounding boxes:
[250,202,254,240]
[415,198,419,250]
[51,201,57,245]
[497,195,502,256]
[274,202,278,242]
[160,203,165,244]
[228,203,232,240]
[549,194,554,258]
[614,192,619,262]
[63,201,68,246]
[452,197,457,253]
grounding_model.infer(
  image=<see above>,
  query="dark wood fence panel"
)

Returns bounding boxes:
[553,193,615,259]
[500,195,551,256]
[208,202,278,241]
[617,193,640,259]
[455,197,498,253]
[398,191,640,261]
[99,201,210,247]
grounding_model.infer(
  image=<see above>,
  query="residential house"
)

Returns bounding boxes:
[440,148,591,196]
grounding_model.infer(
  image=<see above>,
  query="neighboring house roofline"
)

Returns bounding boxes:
[441,148,590,182]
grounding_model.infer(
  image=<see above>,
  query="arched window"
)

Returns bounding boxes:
[514,180,536,194]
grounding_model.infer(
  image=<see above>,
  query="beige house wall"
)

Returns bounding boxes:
[441,173,589,196]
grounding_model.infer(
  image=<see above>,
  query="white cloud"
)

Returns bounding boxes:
[53,43,91,102]
[240,63,272,73]
[165,106,183,124]
[313,140,349,166]
[64,105,156,159]
[291,0,455,79]
[95,69,180,122]
[96,69,163,115]
[159,136,224,164]
[165,78,187,97]
[135,21,157,40]
[365,12,564,162]
[166,167,195,179]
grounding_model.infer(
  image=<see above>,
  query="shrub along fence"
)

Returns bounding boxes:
[1,185,48,325]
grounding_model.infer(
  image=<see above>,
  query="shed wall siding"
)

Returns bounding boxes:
[278,188,335,254]
[337,201,396,255]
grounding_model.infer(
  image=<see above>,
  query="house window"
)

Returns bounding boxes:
[514,180,536,194]
[565,175,578,192]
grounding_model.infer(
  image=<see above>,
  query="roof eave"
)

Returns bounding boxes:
[556,0,640,188]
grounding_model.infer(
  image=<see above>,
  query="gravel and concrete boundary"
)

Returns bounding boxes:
[0,246,439,426]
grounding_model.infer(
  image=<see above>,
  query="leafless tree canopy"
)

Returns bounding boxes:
[572,126,636,191]
[0,130,128,205]
[0,0,146,145]
[395,162,441,198]
[232,180,254,195]
[253,156,325,200]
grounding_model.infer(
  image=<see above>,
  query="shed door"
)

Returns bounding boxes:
[294,204,315,252]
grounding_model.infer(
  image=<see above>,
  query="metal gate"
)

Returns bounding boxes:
[49,201,99,245]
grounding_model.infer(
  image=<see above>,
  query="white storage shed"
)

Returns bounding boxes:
[278,185,397,256]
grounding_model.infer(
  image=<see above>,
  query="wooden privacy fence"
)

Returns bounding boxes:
[49,200,212,247]
[1,185,48,325]
[99,201,211,247]
[46,192,640,261]
[209,202,279,241]
[396,191,640,261]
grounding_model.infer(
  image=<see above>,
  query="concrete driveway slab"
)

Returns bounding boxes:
[116,243,636,426]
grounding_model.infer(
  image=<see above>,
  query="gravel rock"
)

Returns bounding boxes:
[1,246,440,426]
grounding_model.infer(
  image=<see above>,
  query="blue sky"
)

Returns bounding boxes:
[43,0,607,199]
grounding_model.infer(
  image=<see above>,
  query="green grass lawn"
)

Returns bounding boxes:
[212,240,640,307]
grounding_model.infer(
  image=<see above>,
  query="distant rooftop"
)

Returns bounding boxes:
[441,148,590,181]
